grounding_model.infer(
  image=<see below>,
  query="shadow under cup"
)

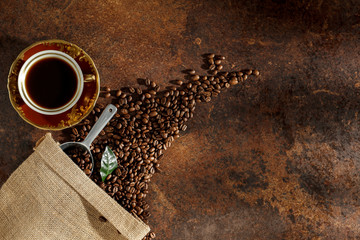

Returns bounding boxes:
[18,50,84,115]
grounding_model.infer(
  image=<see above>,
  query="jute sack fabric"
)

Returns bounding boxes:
[0,133,150,240]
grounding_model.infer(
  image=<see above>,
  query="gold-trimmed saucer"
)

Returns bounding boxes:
[7,39,100,130]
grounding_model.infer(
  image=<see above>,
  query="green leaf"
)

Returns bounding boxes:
[100,146,118,182]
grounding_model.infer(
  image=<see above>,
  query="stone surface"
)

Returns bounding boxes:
[2,0,360,239]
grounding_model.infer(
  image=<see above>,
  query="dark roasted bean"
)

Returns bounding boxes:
[129,87,135,93]
[149,111,158,117]
[72,128,78,135]
[175,80,183,85]
[150,81,157,88]
[116,90,122,97]
[149,90,156,95]
[245,69,252,75]
[191,75,200,81]
[120,109,128,115]
[229,77,238,85]
[136,88,143,95]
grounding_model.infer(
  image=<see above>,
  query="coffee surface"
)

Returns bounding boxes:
[25,58,77,109]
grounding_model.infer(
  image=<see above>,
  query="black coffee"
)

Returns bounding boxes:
[25,58,78,109]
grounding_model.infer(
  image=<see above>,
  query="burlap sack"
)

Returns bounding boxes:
[0,133,150,240]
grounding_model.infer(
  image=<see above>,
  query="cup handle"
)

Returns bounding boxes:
[84,74,95,82]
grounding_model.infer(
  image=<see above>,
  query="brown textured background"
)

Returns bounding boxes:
[2,0,360,239]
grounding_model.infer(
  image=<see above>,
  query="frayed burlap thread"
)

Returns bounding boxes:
[0,133,150,240]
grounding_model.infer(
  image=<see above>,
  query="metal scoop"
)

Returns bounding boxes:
[60,104,117,176]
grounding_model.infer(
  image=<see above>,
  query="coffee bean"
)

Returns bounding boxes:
[72,128,78,136]
[120,109,128,115]
[145,78,151,86]
[136,88,143,95]
[216,55,225,60]
[253,69,260,76]
[175,80,183,85]
[105,87,111,92]
[149,90,156,95]
[150,81,157,88]
[149,111,158,117]
[191,75,200,81]
[129,87,136,93]
[209,64,216,71]
[116,90,122,97]
[207,53,215,59]
[105,92,111,98]
[229,77,238,85]
[215,59,222,65]
[106,174,112,181]
[188,69,196,75]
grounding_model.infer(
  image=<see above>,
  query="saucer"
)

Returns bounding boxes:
[7,39,100,130]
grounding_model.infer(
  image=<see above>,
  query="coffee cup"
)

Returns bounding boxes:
[18,50,94,115]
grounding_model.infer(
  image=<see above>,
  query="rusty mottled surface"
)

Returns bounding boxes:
[2,0,360,239]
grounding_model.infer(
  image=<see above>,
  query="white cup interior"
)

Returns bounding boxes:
[18,50,84,115]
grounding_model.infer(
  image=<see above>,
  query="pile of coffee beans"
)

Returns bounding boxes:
[67,54,259,239]
[63,146,92,176]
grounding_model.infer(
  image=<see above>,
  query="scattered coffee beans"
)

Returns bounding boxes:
[63,146,92,176]
[67,54,259,240]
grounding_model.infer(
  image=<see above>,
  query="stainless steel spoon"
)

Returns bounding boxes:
[60,104,117,176]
